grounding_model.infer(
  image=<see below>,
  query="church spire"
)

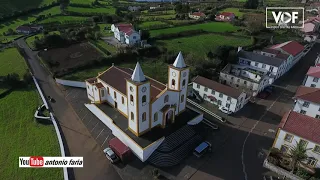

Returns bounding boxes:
[131,62,146,82]
[173,51,186,68]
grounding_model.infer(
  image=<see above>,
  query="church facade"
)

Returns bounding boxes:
[85,52,190,137]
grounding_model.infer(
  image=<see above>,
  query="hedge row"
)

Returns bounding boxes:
[153,29,206,40]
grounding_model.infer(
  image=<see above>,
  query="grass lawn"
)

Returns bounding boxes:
[26,31,60,50]
[61,60,169,83]
[150,22,239,37]
[0,48,28,78]
[157,34,252,58]
[0,0,56,17]
[68,6,116,14]
[98,24,113,36]
[94,40,117,55]
[0,6,61,37]
[138,21,169,29]
[0,35,23,43]
[70,0,94,4]
[140,14,176,21]
[0,87,63,180]
[220,8,244,18]
[38,15,90,24]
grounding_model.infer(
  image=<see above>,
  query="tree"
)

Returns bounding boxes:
[140,30,150,40]
[85,33,93,40]
[214,45,233,60]
[288,141,311,172]
[244,0,259,9]
[94,32,101,40]
[7,28,14,35]
[207,51,214,59]
[115,8,122,16]
[102,15,113,23]
[59,0,70,13]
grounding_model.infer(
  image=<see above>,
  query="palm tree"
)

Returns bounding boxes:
[288,141,311,172]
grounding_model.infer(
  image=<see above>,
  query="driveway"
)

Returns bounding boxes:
[187,43,320,180]
[16,39,121,180]
[101,37,128,48]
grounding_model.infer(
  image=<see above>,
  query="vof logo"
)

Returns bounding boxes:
[271,11,299,24]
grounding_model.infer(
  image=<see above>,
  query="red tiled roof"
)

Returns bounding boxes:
[220,12,235,16]
[272,41,305,56]
[279,111,320,144]
[192,12,206,17]
[97,66,166,100]
[294,86,320,104]
[307,66,320,78]
[192,76,243,99]
[86,77,97,84]
[261,48,290,60]
[95,83,104,88]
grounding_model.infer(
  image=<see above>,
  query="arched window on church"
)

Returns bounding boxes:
[171,79,176,88]
[130,95,134,105]
[142,112,146,122]
[164,95,169,103]
[142,95,147,106]
[131,112,134,121]
[107,87,110,94]
[182,79,186,88]
[122,97,124,104]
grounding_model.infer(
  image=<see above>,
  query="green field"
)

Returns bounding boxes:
[138,21,169,29]
[157,34,252,57]
[0,88,63,180]
[98,24,113,36]
[70,0,94,4]
[62,60,168,83]
[140,14,176,21]
[0,48,28,78]
[150,22,239,37]
[26,31,60,49]
[220,8,244,18]
[68,6,116,14]
[38,15,89,24]
[0,35,22,43]
[95,40,117,55]
[0,6,61,36]
[0,0,56,17]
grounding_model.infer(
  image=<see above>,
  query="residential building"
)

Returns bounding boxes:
[215,12,235,22]
[301,17,320,42]
[111,24,141,45]
[85,52,203,162]
[16,25,43,34]
[188,12,206,20]
[220,63,271,96]
[128,6,141,12]
[192,76,249,113]
[149,5,161,10]
[303,66,320,88]
[272,111,320,168]
[269,41,305,64]
[293,86,320,119]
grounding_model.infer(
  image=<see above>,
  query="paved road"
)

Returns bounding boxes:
[16,39,121,180]
[187,43,320,180]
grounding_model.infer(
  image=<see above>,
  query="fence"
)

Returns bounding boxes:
[55,79,86,88]
[186,98,225,123]
[263,159,303,180]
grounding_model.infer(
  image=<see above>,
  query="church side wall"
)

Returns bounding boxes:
[138,83,150,133]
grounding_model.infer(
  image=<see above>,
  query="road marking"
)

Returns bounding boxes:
[91,122,99,132]
[96,129,104,139]
[101,135,109,147]
[73,90,81,98]
[241,88,285,180]
[86,117,93,126]
[81,112,88,121]
[65,89,74,98]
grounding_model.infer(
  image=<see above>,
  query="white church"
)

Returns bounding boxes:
[84,52,204,162]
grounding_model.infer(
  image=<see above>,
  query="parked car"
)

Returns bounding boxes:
[103,147,119,163]
[218,106,232,115]
[258,91,271,99]
[193,141,212,158]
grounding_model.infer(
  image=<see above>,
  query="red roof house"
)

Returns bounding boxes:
[215,12,235,22]
[189,12,206,20]
[294,86,320,104]
[270,41,305,57]
[279,111,320,144]
[306,66,320,78]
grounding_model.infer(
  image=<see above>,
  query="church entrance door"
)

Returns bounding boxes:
[166,110,174,126]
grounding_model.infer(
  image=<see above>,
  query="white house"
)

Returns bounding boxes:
[293,86,320,119]
[85,52,203,162]
[238,41,305,83]
[273,111,320,168]
[215,12,235,22]
[303,66,320,88]
[219,63,271,96]
[188,12,206,20]
[111,24,141,45]
[192,76,249,113]
[128,6,141,12]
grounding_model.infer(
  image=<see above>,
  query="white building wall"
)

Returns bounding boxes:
[293,99,320,118]
[151,97,164,128]
[178,68,189,113]
[86,82,95,101]
[192,82,240,112]
[126,81,138,132]
[273,129,320,168]
[93,86,100,102]
[304,75,320,88]
[137,83,150,133]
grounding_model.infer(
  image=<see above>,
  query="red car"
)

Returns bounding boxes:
[258,91,271,99]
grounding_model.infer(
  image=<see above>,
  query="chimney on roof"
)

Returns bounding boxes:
[237,46,242,53]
